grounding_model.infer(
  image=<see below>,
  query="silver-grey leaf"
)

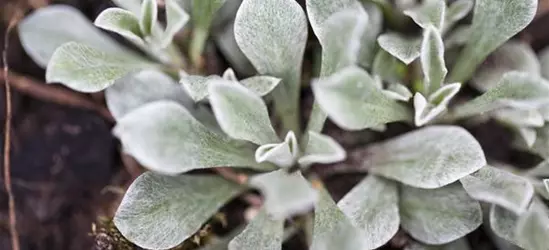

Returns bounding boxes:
[400,183,482,245]
[490,205,521,247]
[298,131,346,167]
[114,172,242,249]
[368,125,486,189]
[255,132,299,168]
[420,25,447,94]
[139,0,157,36]
[228,209,283,250]
[337,175,400,249]
[312,66,411,130]
[443,0,473,32]
[452,72,549,119]
[239,76,281,96]
[208,80,279,145]
[449,0,537,83]
[540,47,549,80]
[159,0,190,48]
[250,170,317,219]
[378,33,421,65]
[515,200,549,250]
[114,101,270,174]
[46,42,155,92]
[404,0,446,31]
[471,41,540,92]
[94,8,144,45]
[18,5,126,67]
[460,165,534,214]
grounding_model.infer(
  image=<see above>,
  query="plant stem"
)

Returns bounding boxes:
[189,28,209,69]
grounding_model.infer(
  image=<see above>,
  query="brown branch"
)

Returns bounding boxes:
[0,71,114,122]
[2,11,22,250]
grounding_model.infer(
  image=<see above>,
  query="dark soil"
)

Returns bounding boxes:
[0,0,548,249]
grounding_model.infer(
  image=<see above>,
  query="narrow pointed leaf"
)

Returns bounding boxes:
[384,83,413,102]
[114,172,242,249]
[378,33,421,65]
[404,0,446,30]
[159,0,190,47]
[114,101,268,174]
[545,179,549,193]
[250,170,317,219]
[298,131,346,167]
[453,72,549,119]
[400,183,482,245]
[95,8,144,44]
[139,0,157,36]
[358,2,383,68]
[228,209,283,250]
[337,175,400,249]
[414,83,461,126]
[461,165,534,214]
[312,66,411,131]
[310,188,369,250]
[105,70,192,120]
[180,75,223,102]
[46,42,154,92]
[369,126,486,189]
[420,26,447,94]
[239,76,281,96]
[255,132,298,168]
[18,5,125,67]
[209,80,279,145]
[449,0,537,83]
[471,41,540,92]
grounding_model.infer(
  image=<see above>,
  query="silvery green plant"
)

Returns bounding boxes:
[16,0,549,249]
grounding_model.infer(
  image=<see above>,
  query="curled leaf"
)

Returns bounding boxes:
[255,132,298,168]
[378,33,421,65]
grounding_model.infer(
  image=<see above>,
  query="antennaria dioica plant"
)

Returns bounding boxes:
[16,0,549,249]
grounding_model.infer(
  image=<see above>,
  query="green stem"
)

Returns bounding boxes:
[189,28,209,69]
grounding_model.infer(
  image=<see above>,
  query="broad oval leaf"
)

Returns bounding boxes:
[18,5,125,67]
[312,66,411,131]
[515,200,549,250]
[449,0,537,83]
[368,126,486,189]
[250,170,317,219]
[114,172,242,249]
[452,72,549,119]
[378,33,421,65]
[420,25,447,94]
[209,80,279,145]
[105,70,193,120]
[404,0,446,31]
[114,101,269,175]
[471,41,540,92]
[239,76,281,96]
[310,188,370,250]
[400,183,482,245]
[337,175,400,249]
[306,0,362,38]
[228,209,283,250]
[460,165,534,214]
[94,8,144,45]
[298,131,346,167]
[489,205,521,247]
[46,42,155,92]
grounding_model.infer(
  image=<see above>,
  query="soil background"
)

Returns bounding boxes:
[0,0,549,249]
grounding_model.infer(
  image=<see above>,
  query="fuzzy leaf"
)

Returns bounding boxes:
[139,0,157,36]
[337,175,400,249]
[461,165,534,214]
[515,200,549,250]
[105,70,192,120]
[384,83,413,102]
[250,170,317,219]
[405,239,471,250]
[114,101,269,174]
[358,2,383,68]
[46,42,154,92]
[310,188,369,250]
[449,0,537,83]
[471,41,540,92]
[298,132,346,167]
[312,66,411,130]
[540,47,549,80]
[404,0,446,30]
[532,124,549,159]
[490,205,524,248]
[420,25,447,94]
[372,49,406,84]
[444,0,473,31]
[209,80,279,145]
[306,0,362,37]
[228,209,283,250]
[255,132,299,168]
[234,0,307,113]
[114,172,242,249]
[159,0,190,47]
[18,5,125,67]
[368,126,485,189]
[94,8,144,44]
[239,76,281,96]
[378,33,421,65]
[493,108,545,128]
[400,183,482,245]
[180,75,223,101]
[414,83,461,126]
[192,0,226,32]
[453,72,549,119]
